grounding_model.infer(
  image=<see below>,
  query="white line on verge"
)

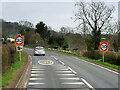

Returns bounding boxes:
[81,78,94,88]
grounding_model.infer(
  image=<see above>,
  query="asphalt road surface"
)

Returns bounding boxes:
[24,48,119,90]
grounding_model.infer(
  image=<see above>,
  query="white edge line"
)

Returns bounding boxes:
[67,66,77,74]
[81,78,94,89]
[74,57,119,75]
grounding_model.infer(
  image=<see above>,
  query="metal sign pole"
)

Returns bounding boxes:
[103,52,104,62]
[20,51,21,61]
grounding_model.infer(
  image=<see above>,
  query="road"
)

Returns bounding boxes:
[24,48,119,90]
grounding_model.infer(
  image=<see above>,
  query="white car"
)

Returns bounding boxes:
[34,46,45,56]
[7,38,14,43]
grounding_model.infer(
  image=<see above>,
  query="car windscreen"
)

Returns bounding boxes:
[35,47,44,50]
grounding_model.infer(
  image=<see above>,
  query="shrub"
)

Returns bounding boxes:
[104,52,120,65]
[83,51,102,60]
[83,50,120,66]
[2,44,16,73]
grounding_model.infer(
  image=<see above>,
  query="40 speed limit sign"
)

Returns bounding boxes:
[100,42,108,52]
[14,35,24,46]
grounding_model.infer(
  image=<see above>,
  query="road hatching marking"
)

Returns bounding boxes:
[81,78,94,88]
[61,82,84,85]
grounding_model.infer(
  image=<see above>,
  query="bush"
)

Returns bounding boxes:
[83,51,102,60]
[104,52,120,65]
[83,50,120,66]
[2,43,16,73]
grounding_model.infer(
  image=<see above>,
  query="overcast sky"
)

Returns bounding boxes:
[1,0,119,31]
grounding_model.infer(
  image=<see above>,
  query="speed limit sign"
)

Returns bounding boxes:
[14,35,24,45]
[100,42,108,52]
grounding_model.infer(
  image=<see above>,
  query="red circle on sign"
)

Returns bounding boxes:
[100,42,108,51]
[15,36,24,45]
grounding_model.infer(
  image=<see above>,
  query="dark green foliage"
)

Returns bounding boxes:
[62,41,68,50]
[85,30,101,51]
[91,29,101,50]
[85,38,94,51]
[35,21,48,41]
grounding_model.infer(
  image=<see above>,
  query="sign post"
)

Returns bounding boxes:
[14,35,24,61]
[102,52,104,62]
[100,42,108,62]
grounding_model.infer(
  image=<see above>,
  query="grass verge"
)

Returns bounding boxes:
[2,51,26,88]
[46,49,120,70]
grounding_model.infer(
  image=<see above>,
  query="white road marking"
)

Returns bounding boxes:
[31,71,44,73]
[32,69,45,70]
[74,57,119,74]
[59,60,65,65]
[28,82,45,85]
[61,82,84,85]
[30,78,45,80]
[89,62,119,74]
[32,67,44,69]
[54,69,69,70]
[54,57,58,60]
[38,60,54,65]
[59,78,80,80]
[56,74,75,76]
[50,55,54,58]
[67,66,77,74]
[81,78,94,88]
[31,74,44,76]
[55,71,72,73]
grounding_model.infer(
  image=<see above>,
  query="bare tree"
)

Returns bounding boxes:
[74,1,114,50]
